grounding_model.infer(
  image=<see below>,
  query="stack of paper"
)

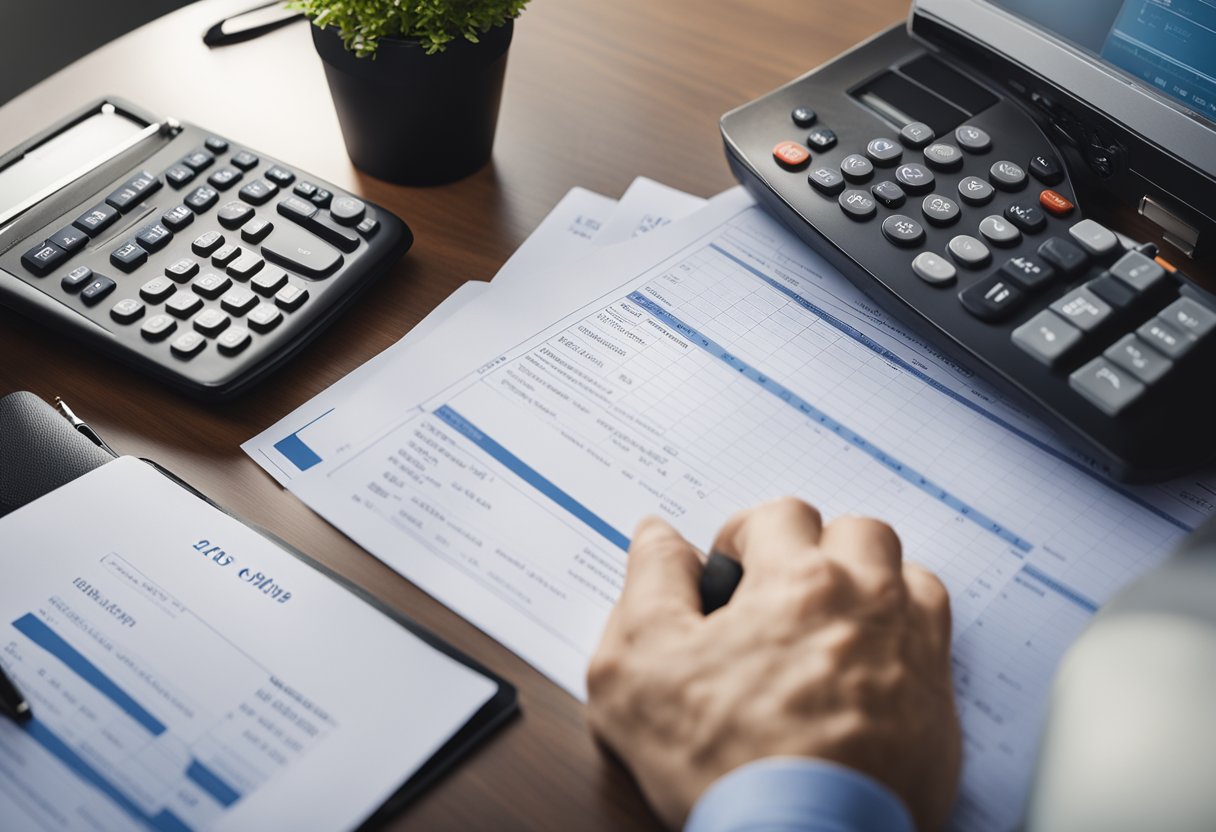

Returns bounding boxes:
[243,178,1213,831]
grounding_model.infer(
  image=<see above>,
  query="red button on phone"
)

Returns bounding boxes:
[1039,189,1074,216]
[772,141,811,171]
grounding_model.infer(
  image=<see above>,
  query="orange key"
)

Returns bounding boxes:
[772,140,811,171]
[1039,189,1074,216]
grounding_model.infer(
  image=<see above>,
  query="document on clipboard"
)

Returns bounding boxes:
[0,456,514,831]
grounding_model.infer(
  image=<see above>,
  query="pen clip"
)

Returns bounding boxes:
[203,1,305,48]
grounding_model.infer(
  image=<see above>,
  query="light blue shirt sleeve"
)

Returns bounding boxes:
[684,757,915,832]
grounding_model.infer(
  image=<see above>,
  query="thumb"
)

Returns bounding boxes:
[614,516,704,634]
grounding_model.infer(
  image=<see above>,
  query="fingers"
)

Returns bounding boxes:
[613,516,704,635]
[710,497,823,578]
[816,516,904,597]
[903,562,952,658]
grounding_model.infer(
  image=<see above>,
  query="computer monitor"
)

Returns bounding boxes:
[910,0,1215,267]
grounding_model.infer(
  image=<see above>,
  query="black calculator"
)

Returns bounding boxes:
[0,98,412,399]
[721,27,1216,482]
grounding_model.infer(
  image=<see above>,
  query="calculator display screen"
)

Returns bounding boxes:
[0,108,149,215]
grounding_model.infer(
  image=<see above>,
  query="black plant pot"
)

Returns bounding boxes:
[311,20,513,185]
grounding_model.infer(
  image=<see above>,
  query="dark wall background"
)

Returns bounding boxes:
[0,0,198,106]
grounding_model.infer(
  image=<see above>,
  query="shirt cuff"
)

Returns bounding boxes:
[684,757,915,832]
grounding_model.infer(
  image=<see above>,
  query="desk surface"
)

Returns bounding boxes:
[0,0,908,827]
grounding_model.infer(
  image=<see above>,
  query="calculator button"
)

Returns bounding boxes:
[230,150,259,170]
[1050,287,1112,332]
[165,165,195,188]
[772,141,811,171]
[208,167,243,191]
[808,167,845,196]
[48,226,88,254]
[106,170,160,212]
[954,125,991,153]
[262,223,343,278]
[212,244,241,267]
[162,204,195,232]
[310,188,333,208]
[142,314,178,342]
[1104,334,1173,384]
[248,303,283,332]
[182,150,215,172]
[1038,189,1074,217]
[242,218,274,243]
[989,160,1027,190]
[921,194,959,226]
[1012,310,1081,366]
[1068,219,1120,259]
[865,137,902,166]
[201,135,226,153]
[217,326,252,355]
[1029,153,1064,185]
[61,266,93,291]
[166,292,203,318]
[218,200,255,229]
[899,122,934,148]
[251,269,287,296]
[238,179,279,206]
[881,214,925,247]
[165,258,199,282]
[185,186,219,212]
[870,181,905,208]
[330,196,367,226]
[275,283,309,311]
[171,331,207,358]
[1108,251,1166,292]
[21,241,67,276]
[194,308,231,336]
[1087,274,1137,309]
[110,298,145,324]
[791,106,817,127]
[1070,357,1145,416]
[911,251,956,286]
[227,253,265,280]
[978,215,1020,247]
[81,276,116,305]
[947,235,991,268]
[1003,201,1046,234]
[356,217,380,238]
[1137,317,1195,359]
[278,195,318,220]
[110,241,148,273]
[265,166,295,187]
[806,128,837,151]
[894,163,934,194]
[838,189,877,220]
[922,143,962,171]
[956,176,993,206]
[193,272,232,299]
[959,275,1024,322]
[305,215,360,252]
[192,231,224,256]
[73,203,119,236]
[1000,254,1055,291]
[1161,297,1216,340]
[1038,237,1087,275]
[293,181,318,198]
[221,287,259,315]
[140,276,176,303]
[840,154,873,182]
[135,223,173,253]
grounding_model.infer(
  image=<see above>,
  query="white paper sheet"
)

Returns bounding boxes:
[287,192,1199,831]
[592,177,707,246]
[0,458,496,832]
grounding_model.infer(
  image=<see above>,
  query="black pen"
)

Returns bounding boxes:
[55,398,117,457]
[0,665,32,723]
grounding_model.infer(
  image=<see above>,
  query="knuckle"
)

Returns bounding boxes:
[764,496,823,526]
[630,515,680,550]
[843,515,903,555]
[906,562,951,610]
[586,650,624,697]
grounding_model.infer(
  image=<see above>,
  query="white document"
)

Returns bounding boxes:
[592,177,707,246]
[288,192,1197,831]
[489,186,618,290]
[0,457,497,832]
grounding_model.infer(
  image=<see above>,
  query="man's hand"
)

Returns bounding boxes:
[586,498,961,830]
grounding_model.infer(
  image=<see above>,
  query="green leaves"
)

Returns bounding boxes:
[291,0,530,56]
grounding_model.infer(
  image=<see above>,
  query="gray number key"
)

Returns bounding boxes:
[1069,357,1146,415]
[1137,316,1195,358]
[1109,250,1166,292]
[1068,219,1120,258]
[1049,287,1112,331]
[1160,297,1216,340]
[1011,310,1081,366]
[1104,334,1172,384]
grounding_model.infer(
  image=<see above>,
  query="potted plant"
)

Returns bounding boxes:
[294,0,530,185]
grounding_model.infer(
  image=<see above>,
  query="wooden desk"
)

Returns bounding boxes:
[0,1,908,827]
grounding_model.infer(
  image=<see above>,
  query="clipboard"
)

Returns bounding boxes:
[0,390,518,828]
